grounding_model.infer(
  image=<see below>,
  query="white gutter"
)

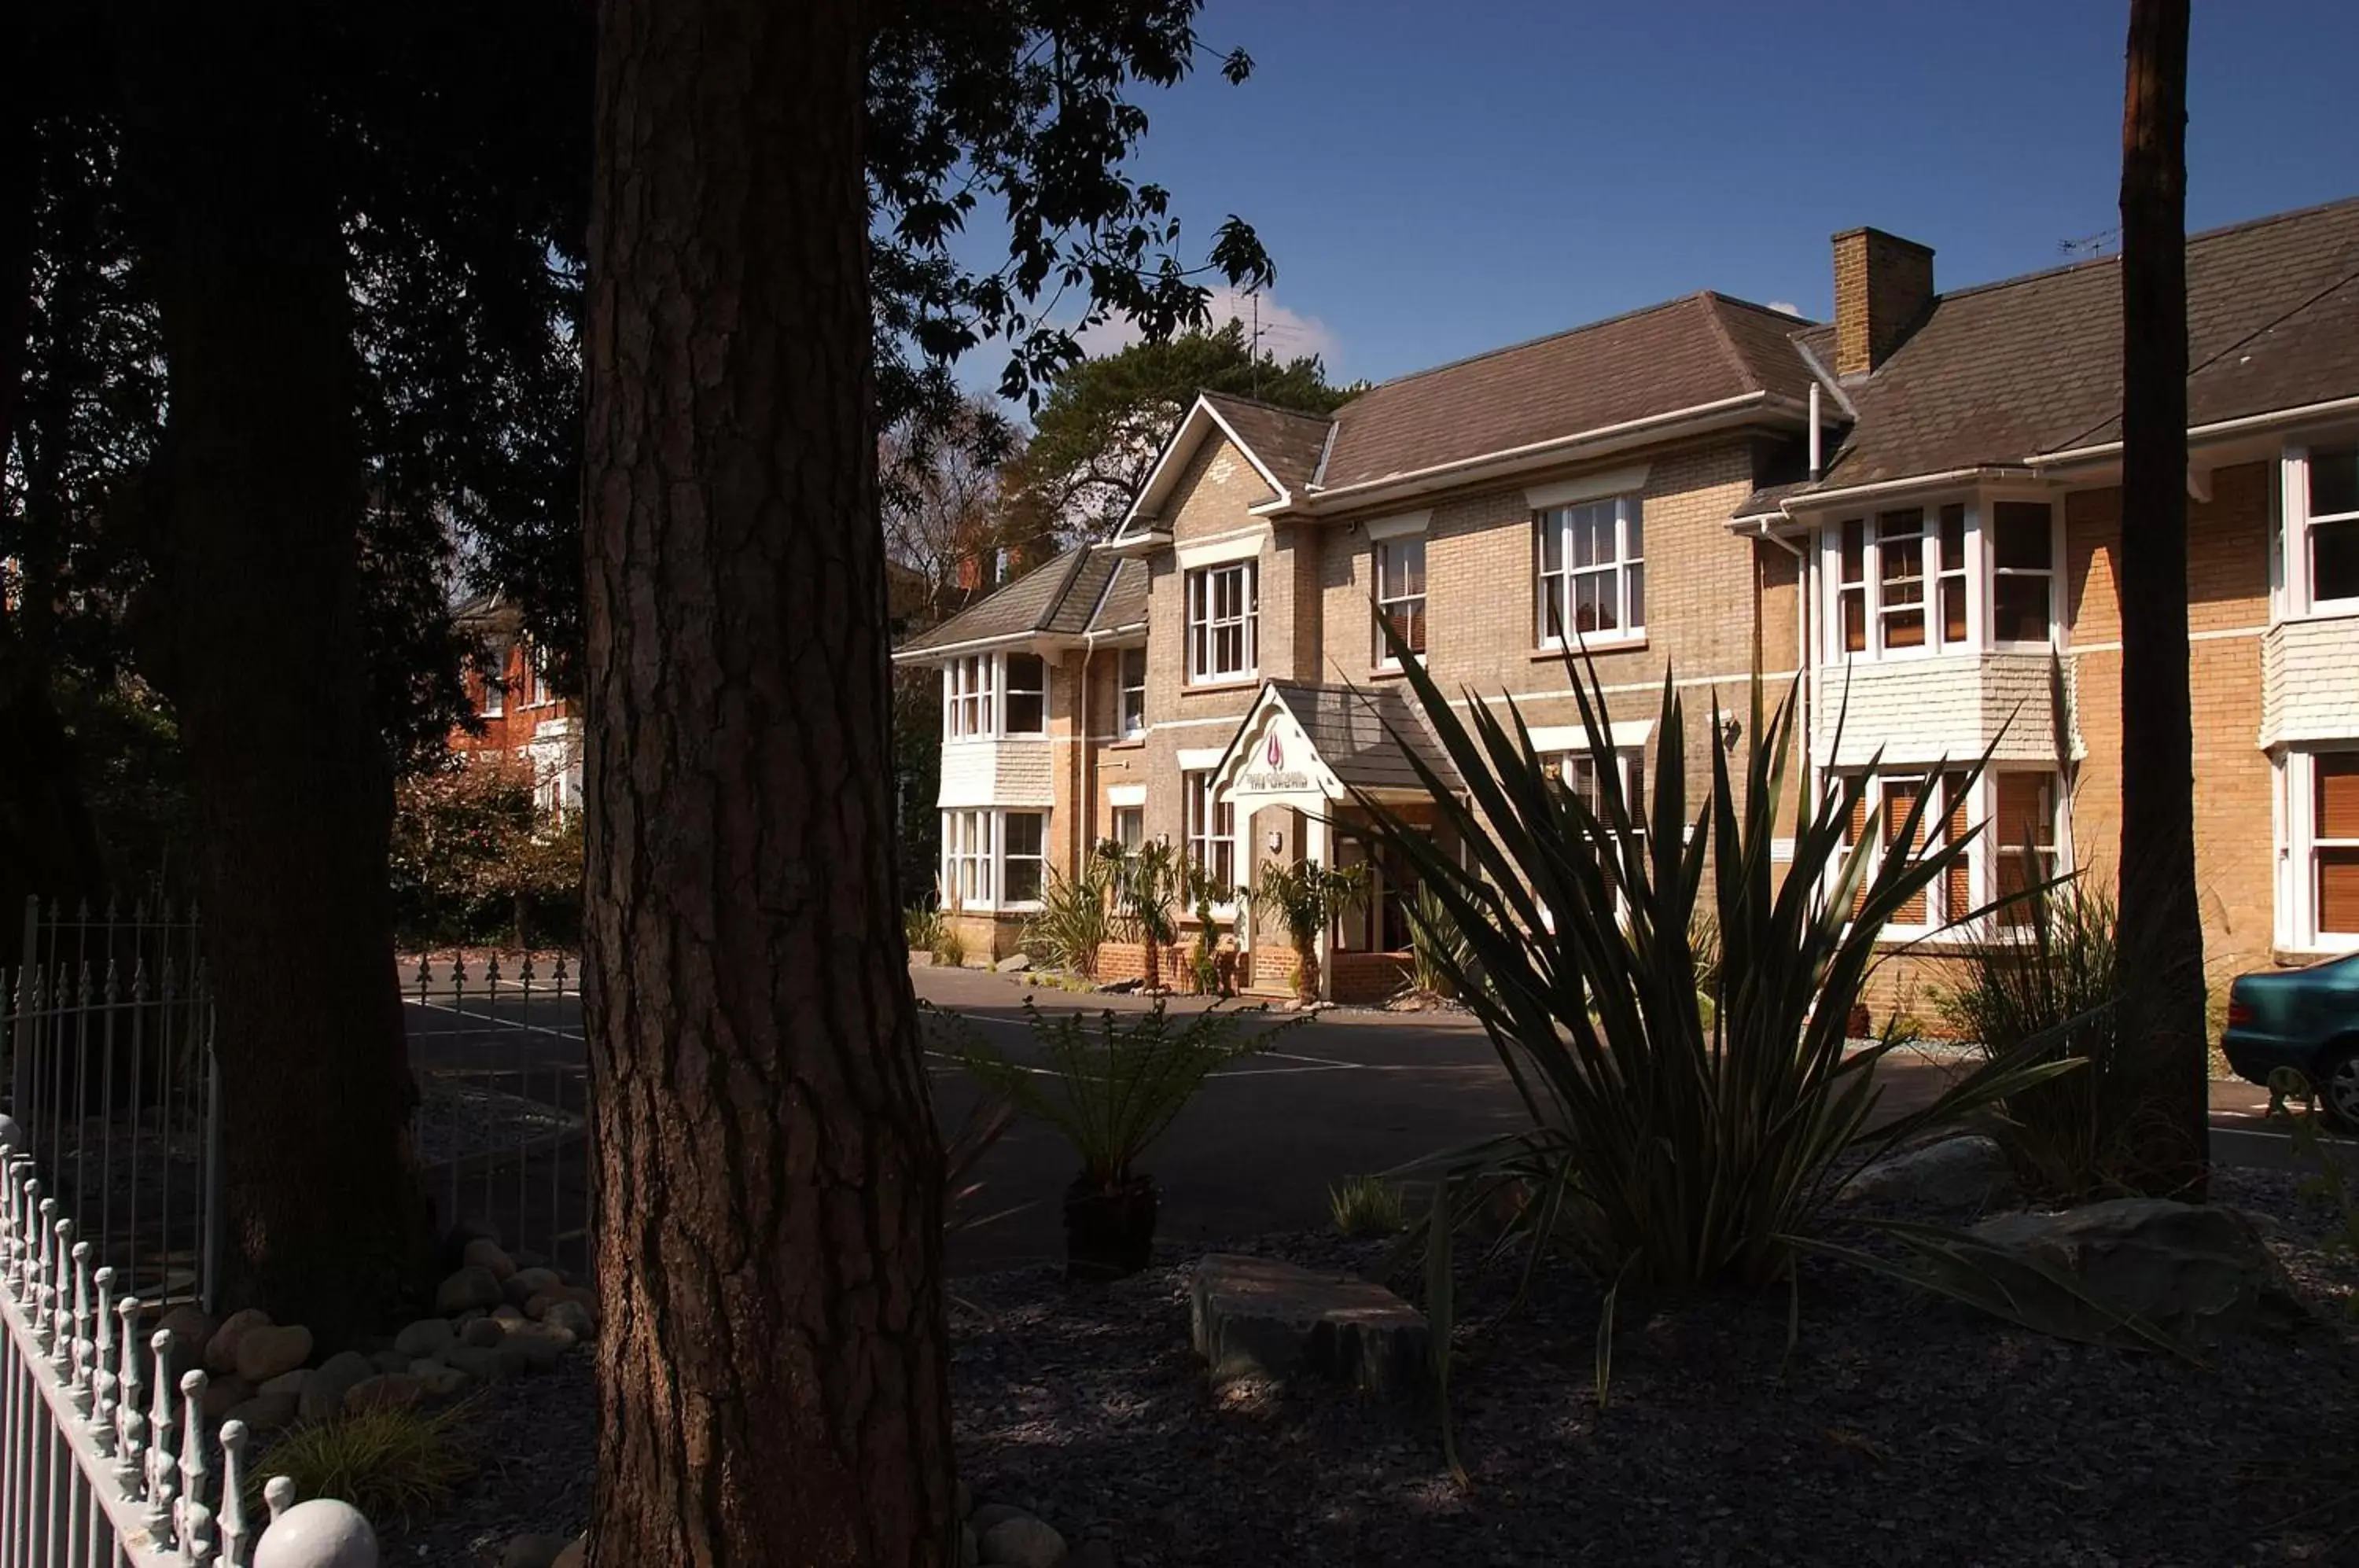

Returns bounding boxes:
[2031,392,2359,469]
[1268,391,1784,516]
[889,628,1076,664]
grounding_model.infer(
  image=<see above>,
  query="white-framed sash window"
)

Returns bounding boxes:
[1117,646,1147,738]
[1374,536,1427,667]
[1536,495,1644,648]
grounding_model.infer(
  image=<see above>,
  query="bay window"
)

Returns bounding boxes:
[1536,495,1644,647]
[2285,749,2359,948]
[1187,561,1259,684]
[2295,444,2359,613]
[1374,536,1427,666]
[1991,771,2063,926]
[937,808,1052,911]
[1003,653,1047,734]
[1183,771,1235,887]
[1118,646,1148,738]
[1835,768,2063,934]
[1825,498,2056,659]
[1002,812,1046,904]
[944,654,997,738]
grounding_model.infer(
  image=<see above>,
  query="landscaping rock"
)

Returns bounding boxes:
[395,1317,458,1359]
[970,1504,1032,1536]
[552,1539,585,1568]
[370,1349,413,1375]
[408,1359,472,1397]
[259,1369,309,1398]
[344,1373,425,1415]
[1971,1198,2313,1345]
[959,1525,979,1568]
[980,1515,1066,1568]
[493,1303,528,1326]
[234,1324,315,1384]
[466,1238,520,1282]
[1839,1133,2015,1211]
[204,1308,272,1375]
[437,1264,505,1315]
[543,1299,596,1340]
[157,1306,219,1364]
[1071,1542,1115,1568]
[1189,1253,1430,1400]
[500,1533,573,1568]
[955,1480,972,1520]
[506,1267,565,1307]
[462,1316,510,1349]
[504,1324,574,1372]
[444,1342,528,1382]
[223,1393,298,1436]
[995,953,1032,974]
[299,1350,377,1421]
[202,1375,254,1423]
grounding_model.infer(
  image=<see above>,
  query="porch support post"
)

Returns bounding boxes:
[1304,809,1332,1003]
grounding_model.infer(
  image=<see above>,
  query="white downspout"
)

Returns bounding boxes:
[1807,384,1824,482]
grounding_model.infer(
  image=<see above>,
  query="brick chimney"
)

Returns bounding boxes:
[1831,227,1935,378]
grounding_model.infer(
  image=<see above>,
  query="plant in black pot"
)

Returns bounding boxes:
[954,999,1301,1279]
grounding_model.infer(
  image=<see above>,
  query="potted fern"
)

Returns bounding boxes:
[1249,858,1369,1006]
[951,1000,1297,1278]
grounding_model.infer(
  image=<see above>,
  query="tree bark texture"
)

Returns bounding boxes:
[583,1,953,1563]
[110,2,432,1334]
[2115,0,2209,1197]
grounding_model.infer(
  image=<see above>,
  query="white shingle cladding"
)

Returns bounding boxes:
[2259,613,2359,748]
[936,739,1056,808]
[1813,652,2078,768]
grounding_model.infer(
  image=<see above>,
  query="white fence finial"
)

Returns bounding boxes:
[253,1496,380,1568]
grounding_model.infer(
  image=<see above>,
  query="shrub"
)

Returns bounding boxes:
[1934,878,2160,1200]
[1405,883,1470,999]
[1183,856,1234,996]
[389,759,580,948]
[1330,1173,1407,1238]
[933,927,966,969]
[948,999,1298,1191]
[1107,839,1183,992]
[1247,859,1368,1004]
[1352,634,2069,1385]
[904,904,948,952]
[1022,848,1119,977]
[250,1402,475,1529]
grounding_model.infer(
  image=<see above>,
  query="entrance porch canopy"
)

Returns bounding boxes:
[1208,680,1461,820]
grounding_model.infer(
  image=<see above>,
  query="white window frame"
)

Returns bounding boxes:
[1186,561,1259,685]
[480,651,506,718]
[1117,646,1147,740]
[1536,495,1645,650]
[1003,652,1048,735]
[1111,804,1144,851]
[940,808,992,908]
[944,654,998,740]
[1182,771,1236,893]
[2284,443,2359,620]
[1830,767,2068,940]
[1373,536,1427,669]
[1000,811,1047,909]
[523,647,553,708]
[2281,747,2359,951]
[1986,499,2060,651]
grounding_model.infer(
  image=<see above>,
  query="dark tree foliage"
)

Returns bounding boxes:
[1006,318,1349,543]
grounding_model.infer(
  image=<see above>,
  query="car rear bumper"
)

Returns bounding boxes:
[2221,1032,2314,1090]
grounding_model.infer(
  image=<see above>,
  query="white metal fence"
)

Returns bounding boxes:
[0,1143,375,1566]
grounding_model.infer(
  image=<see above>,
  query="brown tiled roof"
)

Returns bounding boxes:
[1314,293,1816,492]
[1773,194,2359,502]
[893,549,1143,656]
[1198,392,1332,495]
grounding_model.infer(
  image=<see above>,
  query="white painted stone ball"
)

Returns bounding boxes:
[254,1499,380,1568]
[0,1113,21,1152]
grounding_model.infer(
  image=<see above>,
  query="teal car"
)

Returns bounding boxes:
[2222,951,2359,1124]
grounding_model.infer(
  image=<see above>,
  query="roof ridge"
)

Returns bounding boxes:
[1195,388,1338,424]
[1918,190,2359,310]
[1029,543,1095,633]
[1700,289,1818,325]
[1696,295,1758,392]
[1343,292,1711,401]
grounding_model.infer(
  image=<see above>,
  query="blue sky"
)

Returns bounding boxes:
[966,0,2359,397]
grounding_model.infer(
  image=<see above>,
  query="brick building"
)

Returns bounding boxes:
[895,196,2359,1007]
[450,595,583,819]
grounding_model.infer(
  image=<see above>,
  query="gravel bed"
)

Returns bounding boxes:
[376,1168,2359,1565]
[414,1080,581,1168]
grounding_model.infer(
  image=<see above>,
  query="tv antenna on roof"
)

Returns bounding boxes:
[1249,290,1261,399]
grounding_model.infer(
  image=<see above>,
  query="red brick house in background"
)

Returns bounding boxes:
[450,594,582,819]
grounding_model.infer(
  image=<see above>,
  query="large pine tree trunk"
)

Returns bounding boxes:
[583,1,953,1562]
[112,3,431,1334]
[2114,0,2209,1197]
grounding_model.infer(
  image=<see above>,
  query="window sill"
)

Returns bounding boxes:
[1106,737,1148,751]
[1533,637,1646,661]
[1183,676,1260,695]
[1367,664,1415,682]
